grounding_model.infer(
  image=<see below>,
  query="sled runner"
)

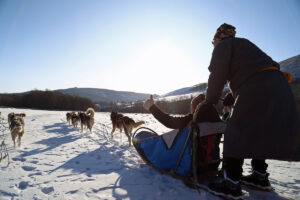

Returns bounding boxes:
[132,122,226,184]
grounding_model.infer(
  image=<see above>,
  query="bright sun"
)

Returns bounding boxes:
[122,37,198,94]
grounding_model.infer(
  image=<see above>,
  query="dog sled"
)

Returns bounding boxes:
[132,121,226,186]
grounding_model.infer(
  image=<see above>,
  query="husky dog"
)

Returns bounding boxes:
[110,111,145,146]
[9,116,25,147]
[78,108,95,133]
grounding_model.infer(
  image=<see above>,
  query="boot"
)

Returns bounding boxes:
[241,170,271,191]
[208,171,243,200]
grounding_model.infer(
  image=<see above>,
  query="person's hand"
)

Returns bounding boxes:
[143,95,154,111]
[223,92,235,106]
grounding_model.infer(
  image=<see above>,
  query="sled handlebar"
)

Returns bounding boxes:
[132,126,159,139]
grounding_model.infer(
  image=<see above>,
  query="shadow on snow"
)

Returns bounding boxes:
[47,139,199,200]
[43,122,75,135]
[48,143,127,176]
[19,122,81,157]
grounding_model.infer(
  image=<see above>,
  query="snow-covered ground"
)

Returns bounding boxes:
[0,108,299,200]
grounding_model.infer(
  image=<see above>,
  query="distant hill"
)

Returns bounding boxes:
[56,87,159,103]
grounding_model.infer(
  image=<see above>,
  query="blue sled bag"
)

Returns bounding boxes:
[132,122,226,179]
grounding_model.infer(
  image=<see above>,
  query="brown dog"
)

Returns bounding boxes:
[78,108,95,133]
[110,111,145,146]
[9,116,25,147]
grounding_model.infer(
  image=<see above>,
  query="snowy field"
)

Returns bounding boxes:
[0,108,299,200]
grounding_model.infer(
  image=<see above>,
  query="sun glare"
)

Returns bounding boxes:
[123,37,198,94]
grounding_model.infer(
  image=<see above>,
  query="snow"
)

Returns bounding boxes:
[0,108,299,200]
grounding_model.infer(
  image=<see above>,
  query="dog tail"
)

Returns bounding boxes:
[86,108,95,118]
[133,121,145,128]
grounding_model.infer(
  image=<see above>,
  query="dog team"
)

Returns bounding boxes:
[66,107,95,133]
[66,109,145,146]
[2,107,144,148]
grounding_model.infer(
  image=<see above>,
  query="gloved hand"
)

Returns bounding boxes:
[143,95,154,111]
[223,92,235,106]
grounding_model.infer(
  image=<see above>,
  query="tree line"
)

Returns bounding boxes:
[0,90,98,111]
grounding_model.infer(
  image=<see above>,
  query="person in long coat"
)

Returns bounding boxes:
[204,23,300,200]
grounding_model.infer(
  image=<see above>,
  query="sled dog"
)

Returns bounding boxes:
[110,111,145,146]
[78,108,95,133]
[9,116,25,147]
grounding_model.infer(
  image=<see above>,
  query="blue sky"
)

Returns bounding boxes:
[0,0,299,95]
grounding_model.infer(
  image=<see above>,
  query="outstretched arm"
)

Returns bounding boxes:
[149,105,192,129]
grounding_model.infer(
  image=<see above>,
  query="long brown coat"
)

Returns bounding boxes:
[206,37,300,161]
